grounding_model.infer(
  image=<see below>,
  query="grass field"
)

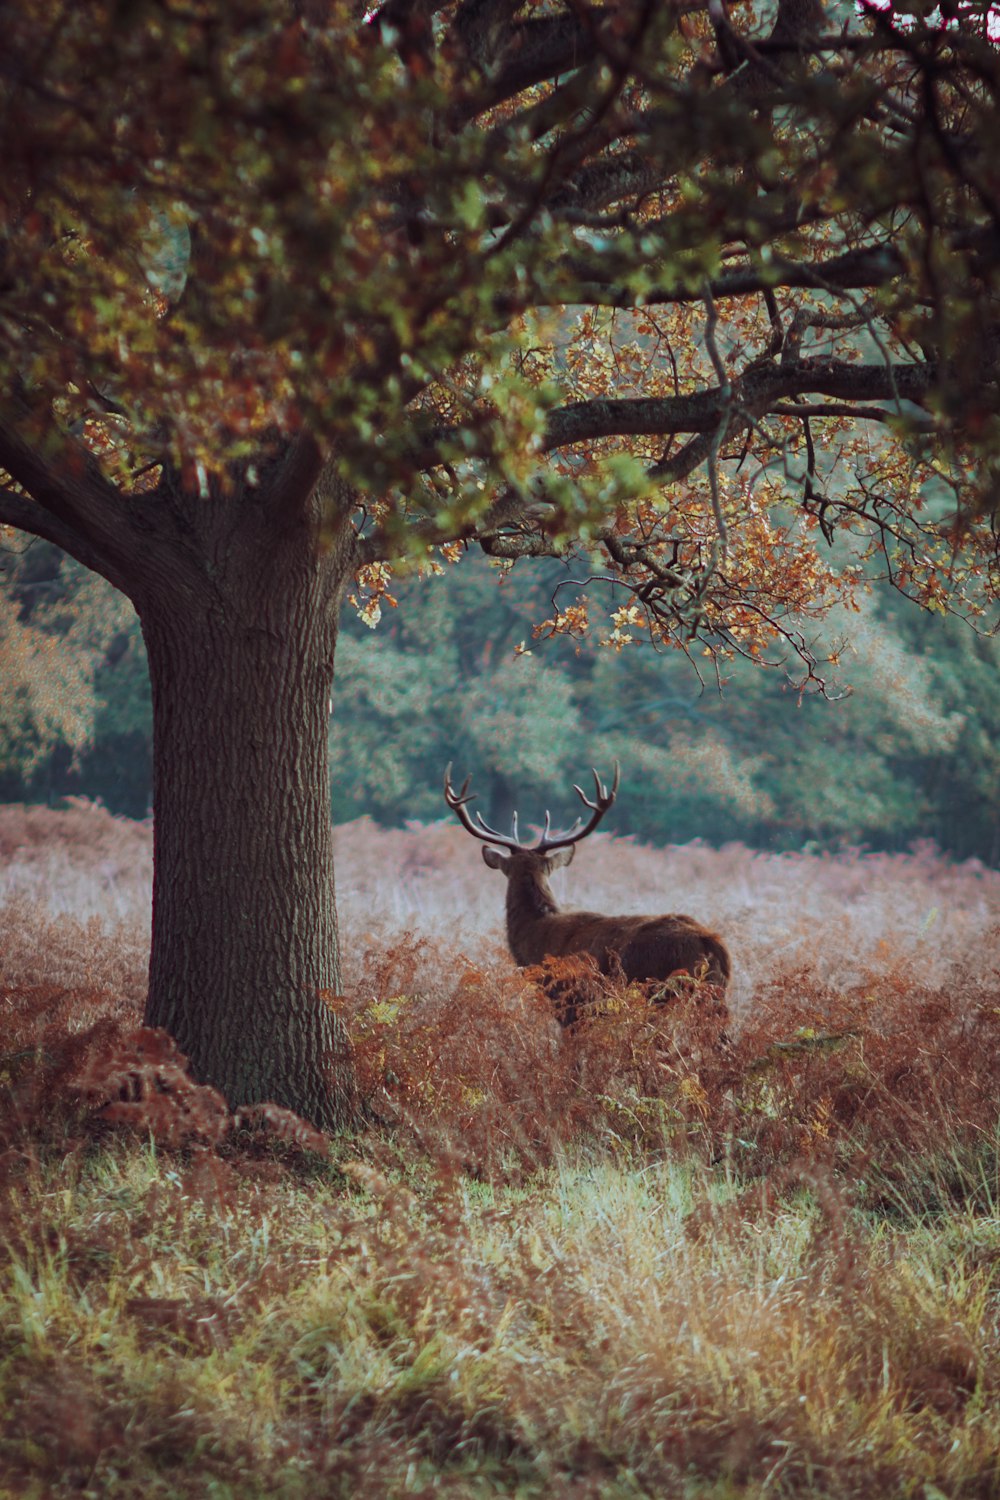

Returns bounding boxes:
[2,801,1000,1497]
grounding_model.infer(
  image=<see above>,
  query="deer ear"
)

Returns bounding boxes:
[482,846,510,872]
[547,845,575,870]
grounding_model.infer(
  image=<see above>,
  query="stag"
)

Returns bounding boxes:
[444,763,730,1023]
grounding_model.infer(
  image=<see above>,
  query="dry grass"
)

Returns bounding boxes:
[5,803,996,1010]
[2,801,1000,1496]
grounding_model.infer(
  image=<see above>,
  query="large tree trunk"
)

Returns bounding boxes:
[137,492,358,1133]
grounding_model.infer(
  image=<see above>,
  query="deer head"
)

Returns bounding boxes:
[443,761,620,876]
[444,761,623,957]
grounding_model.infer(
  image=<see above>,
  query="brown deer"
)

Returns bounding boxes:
[444,763,731,1024]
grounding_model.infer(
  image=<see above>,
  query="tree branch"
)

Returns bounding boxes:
[262,430,325,518]
[545,243,910,312]
[478,531,566,562]
[542,358,937,451]
[389,355,939,488]
[767,400,934,425]
[0,415,139,596]
[0,486,126,585]
[454,10,607,119]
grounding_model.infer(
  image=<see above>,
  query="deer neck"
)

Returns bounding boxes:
[505,867,560,965]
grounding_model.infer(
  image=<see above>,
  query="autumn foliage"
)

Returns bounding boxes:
[1,801,997,1188]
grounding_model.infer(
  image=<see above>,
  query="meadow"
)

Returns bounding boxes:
[2,800,1000,1497]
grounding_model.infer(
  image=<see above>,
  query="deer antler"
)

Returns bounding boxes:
[443,764,524,851]
[537,762,620,852]
[443,762,620,852]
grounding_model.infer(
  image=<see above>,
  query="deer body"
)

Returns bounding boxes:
[490,845,731,987]
[445,765,731,1022]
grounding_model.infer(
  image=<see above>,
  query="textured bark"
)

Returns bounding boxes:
[137,494,358,1133]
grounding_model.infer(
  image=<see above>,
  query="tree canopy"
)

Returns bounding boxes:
[2,0,998,677]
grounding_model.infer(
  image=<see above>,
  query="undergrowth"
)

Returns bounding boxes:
[2,802,1000,1496]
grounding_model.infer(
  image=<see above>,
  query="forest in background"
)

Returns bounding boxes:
[2,535,998,863]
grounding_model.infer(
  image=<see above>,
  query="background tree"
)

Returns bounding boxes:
[0,540,129,778]
[8,549,998,859]
[0,0,998,1128]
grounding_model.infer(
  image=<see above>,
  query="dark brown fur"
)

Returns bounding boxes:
[484,845,731,1021]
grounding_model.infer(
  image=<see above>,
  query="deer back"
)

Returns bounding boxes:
[493,847,731,987]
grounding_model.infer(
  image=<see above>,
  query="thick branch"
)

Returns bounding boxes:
[0,487,128,585]
[548,153,667,217]
[542,358,938,450]
[390,355,939,483]
[456,10,608,118]
[0,416,139,595]
[262,431,325,519]
[478,531,566,561]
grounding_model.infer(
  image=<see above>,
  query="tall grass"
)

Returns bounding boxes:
[2,801,1000,1496]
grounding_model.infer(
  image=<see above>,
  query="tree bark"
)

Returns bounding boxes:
[136,493,359,1133]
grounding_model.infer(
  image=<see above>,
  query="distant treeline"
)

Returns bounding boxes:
[2,544,998,864]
